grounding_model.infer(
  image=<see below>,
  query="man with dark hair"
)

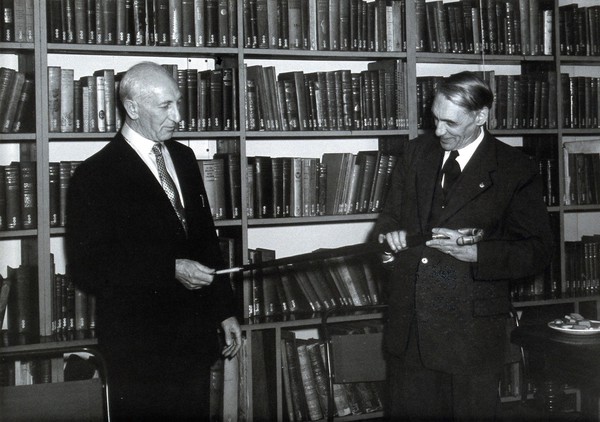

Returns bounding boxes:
[66,62,241,421]
[376,71,553,420]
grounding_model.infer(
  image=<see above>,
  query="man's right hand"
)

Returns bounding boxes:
[378,230,409,253]
[175,259,215,290]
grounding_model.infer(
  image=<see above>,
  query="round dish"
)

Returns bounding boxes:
[548,320,600,336]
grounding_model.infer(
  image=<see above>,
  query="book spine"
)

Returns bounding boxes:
[19,161,36,230]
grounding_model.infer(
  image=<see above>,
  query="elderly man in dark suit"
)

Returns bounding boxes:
[376,71,553,421]
[66,61,241,421]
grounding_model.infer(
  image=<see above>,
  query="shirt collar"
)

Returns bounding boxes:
[451,127,485,170]
[122,122,159,155]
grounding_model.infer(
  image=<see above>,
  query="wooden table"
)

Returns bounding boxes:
[511,323,600,419]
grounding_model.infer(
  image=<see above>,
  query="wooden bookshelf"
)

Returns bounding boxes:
[1,0,600,420]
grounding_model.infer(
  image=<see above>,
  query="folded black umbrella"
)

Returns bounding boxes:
[215,233,434,274]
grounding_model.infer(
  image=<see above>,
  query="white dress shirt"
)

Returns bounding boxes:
[121,123,185,206]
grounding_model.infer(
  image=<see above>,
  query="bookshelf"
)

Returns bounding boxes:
[1,0,600,420]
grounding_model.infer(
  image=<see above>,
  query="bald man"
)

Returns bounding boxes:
[66,62,241,421]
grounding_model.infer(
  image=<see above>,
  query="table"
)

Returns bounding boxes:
[511,324,600,419]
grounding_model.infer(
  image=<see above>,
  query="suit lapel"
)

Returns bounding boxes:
[113,135,182,223]
[437,133,497,223]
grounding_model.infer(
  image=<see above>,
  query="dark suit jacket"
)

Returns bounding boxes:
[66,133,236,369]
[374,131,553,374]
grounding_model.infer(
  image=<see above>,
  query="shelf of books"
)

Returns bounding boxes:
[1,0,600,420]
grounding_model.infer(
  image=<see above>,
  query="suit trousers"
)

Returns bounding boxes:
[386,322,501,421]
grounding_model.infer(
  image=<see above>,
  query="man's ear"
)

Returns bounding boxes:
[475,107,489,126]
[122,99,138,119]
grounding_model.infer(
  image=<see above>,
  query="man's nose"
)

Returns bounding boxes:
[435,122,446,137]
[171,104,182,123]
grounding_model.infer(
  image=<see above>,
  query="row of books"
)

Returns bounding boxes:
[522,136,560,207]
[48,65,241,133]
[48,67,121,133]
[0,354,99,387]
[49,252,97,342]
[245,61,408,132]
[281,332,384,421]
[250,151,396,220]
[243,0,405,52]
[561,74,600,130]
[0,359,52,386]
[559,3,600,57]
[244,247,384,319]
[47,0,238,47]
[0,67,35,133]
[563,139,600,206]
[0,0,34,42]
[564,235,600,297]
[1,264,38,346]
[417,71,559,131]
[0,162,36,232]
[565,152,600,206]
[0,160,81,232]
[415,0,554,55]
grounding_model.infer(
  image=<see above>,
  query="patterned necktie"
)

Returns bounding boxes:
[442,150,460,199]
[152,143,188,233]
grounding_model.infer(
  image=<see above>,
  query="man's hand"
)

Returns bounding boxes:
[425,228,479,262]
[378,230,409,253]
[221,316,242,358]
[175,259,215,290]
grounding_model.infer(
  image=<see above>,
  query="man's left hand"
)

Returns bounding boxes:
[221,316,242,358]
[425,227,478,262]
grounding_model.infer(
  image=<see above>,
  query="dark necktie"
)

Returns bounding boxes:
[152,143,188,233]
[442,150,460,199]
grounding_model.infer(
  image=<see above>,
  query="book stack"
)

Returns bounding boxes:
[243,0,405,52]
[0,67,35,133]
[47,0,238,47]
[245,151,397,219]
[246,61,408,131]
[563,139,600,206]
[415,0,555,55]
[1,0,35,42]
[559,3,600,56]
[560,74,600,130]
[244,247,384,319]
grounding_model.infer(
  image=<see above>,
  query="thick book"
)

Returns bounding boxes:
[214,152,241,219]
[0,166,6,231]
[251,156,273,218]
[11,77,35,133]
[19,161,36,230]
[197,158,227,219]
[5,162,20,230]
[59,69,75,132]
[48,162,60,228]
[0,71,25,133]
[47,67,62,132]
[0,274,10,328]
[306,341,329,417]
[296,340,324,421]
[93,69,116,132]
[7,265,38,345]
[254,248,282,316]
[281,331,309,421]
